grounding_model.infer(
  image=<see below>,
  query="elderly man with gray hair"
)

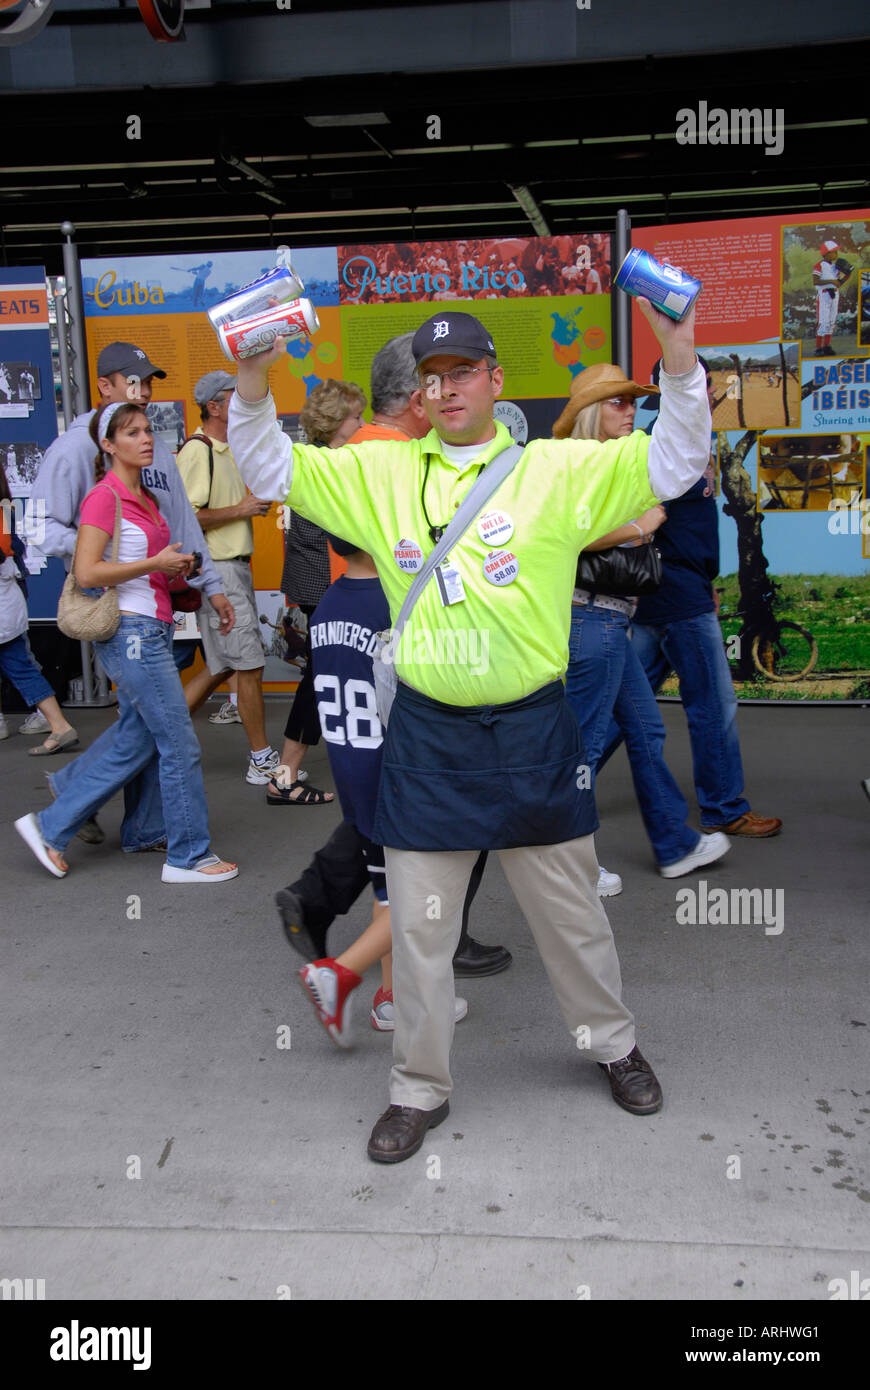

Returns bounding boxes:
[276,332,512,980]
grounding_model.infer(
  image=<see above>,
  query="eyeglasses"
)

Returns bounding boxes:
[419,365,494,396]
[603,396,637,410]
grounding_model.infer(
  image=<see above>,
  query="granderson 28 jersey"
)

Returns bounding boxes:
[309,575,389,839]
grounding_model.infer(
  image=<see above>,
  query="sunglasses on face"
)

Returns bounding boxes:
[604,396,637,410]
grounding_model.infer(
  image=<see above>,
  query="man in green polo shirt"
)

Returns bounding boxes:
[228,297,709,1164]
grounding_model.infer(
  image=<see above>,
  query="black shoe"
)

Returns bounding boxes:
[597,1045,663,1115]
[367,1100,449,1164]
[275,888,327,962]
[452,935,513,978]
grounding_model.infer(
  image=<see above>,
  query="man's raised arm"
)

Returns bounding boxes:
[636,297,711,502]
[227,339,294,503]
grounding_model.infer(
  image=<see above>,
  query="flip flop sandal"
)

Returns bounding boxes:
[14,813,67,877]
[266,779,333,806]
[161,854,239,883]
[29,728,80,756]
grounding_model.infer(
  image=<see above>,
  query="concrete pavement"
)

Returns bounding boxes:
[1,699,867,1301]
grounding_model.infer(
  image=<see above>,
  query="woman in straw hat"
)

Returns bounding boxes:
[553,364,729,885]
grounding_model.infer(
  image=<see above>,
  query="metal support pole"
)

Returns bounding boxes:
[57,226,115,708]
[613,209,632,378]
[60,221,88,418]
[53,279,75,430]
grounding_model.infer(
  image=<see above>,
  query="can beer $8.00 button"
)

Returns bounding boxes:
[482,549,519,585]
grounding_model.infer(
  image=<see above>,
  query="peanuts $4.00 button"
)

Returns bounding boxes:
[482,548,519,585]
[477,509,514,546]
[393,538,424,573]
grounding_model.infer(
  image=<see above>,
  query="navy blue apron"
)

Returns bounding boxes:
[373,680,598,852]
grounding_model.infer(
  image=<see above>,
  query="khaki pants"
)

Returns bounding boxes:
[384,835,636,1110]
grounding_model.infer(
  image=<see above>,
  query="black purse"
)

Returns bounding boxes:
[576,541,662,597]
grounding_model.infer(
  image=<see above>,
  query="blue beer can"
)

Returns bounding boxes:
[207,255,306,331]
[614,248,701,321]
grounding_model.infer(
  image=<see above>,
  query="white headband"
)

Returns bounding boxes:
[99,400,131,454]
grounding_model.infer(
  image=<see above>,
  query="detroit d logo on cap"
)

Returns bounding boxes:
[432,321,450,340]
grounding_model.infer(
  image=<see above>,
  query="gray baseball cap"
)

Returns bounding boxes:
[194,370,236,406]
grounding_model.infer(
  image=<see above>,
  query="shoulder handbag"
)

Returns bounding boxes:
[576,539,662,597]
[169,435,214,612]
[57,486,123,642]
[372,441,524,727]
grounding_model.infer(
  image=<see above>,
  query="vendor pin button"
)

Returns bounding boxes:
[483,548,519,585]
[394,538,424,573]
[477,509,514,545]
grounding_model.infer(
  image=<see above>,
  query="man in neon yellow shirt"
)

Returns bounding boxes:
[229,299,709,1163]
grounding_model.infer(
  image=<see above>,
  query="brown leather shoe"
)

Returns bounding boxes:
[705,812,782,837]
[598,1046,663,1115]
[367,1100,449,1164]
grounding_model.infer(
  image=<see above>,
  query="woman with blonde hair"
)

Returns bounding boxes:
[554,364,729,885]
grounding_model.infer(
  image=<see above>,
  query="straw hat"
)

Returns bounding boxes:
[552,363,659,439]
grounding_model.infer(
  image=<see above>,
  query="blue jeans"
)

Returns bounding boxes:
[39,616,211,868]
[564,602,699,868]
[601,610,750,828]
[47,631,195,851]
[0,632,54,708]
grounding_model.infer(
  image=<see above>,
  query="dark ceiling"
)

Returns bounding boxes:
[1,24,868,270]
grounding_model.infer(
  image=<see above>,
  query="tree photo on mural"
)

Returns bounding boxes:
[716,369,870,697]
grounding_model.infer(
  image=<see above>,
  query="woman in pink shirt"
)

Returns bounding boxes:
[15,402,238,883]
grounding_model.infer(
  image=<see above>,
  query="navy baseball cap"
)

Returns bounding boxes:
[412,312,496,369]
[97,341,166,381]
[324,530,361,558]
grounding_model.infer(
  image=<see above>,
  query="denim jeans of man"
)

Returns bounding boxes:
[46,633,195,851]
[599,610,751,828]
[39,616,211,868]
[564,602,698,868]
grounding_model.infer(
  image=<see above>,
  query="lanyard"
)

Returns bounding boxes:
[420,454,486,544]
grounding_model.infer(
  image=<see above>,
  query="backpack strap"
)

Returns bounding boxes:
[181,433,215,507]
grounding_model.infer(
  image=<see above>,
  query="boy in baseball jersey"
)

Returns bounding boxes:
[813,240,854,356]
[291,534,467,1045]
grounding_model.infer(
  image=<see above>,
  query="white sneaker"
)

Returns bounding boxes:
[208,700,242,725]
[246,749,281,784]
[660,832,730,879]
[597,865,623,897]
[0,714,8,740]
[19,710,51,734]
[371,988,468,1031]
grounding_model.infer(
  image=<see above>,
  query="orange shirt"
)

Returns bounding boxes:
[326,420,413,579]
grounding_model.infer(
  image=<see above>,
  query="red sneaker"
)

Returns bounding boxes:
[298,958,362,1049]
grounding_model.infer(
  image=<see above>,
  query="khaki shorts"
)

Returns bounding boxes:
[199,558,265,674]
